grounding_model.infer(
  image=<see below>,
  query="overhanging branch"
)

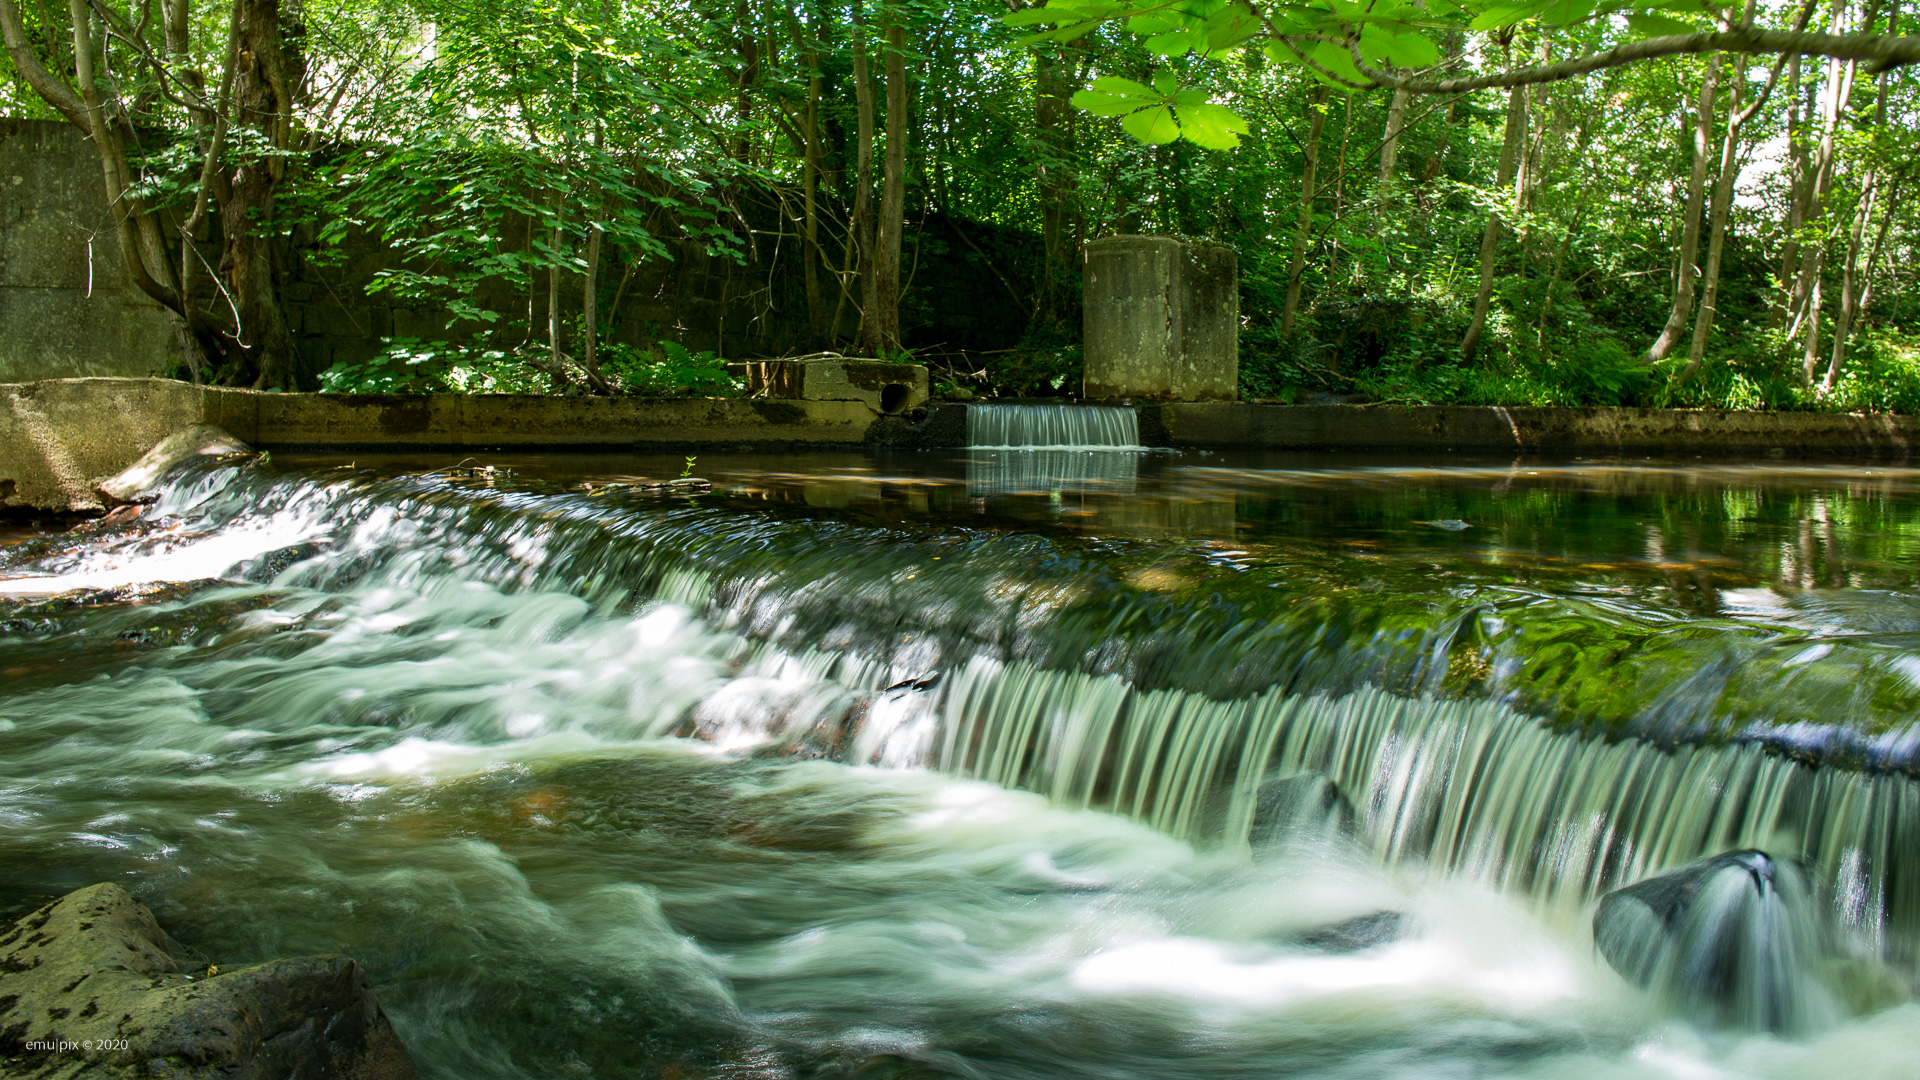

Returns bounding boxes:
[1350,27,1920,92]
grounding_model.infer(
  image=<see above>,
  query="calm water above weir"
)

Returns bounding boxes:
[3,447,1919,1078]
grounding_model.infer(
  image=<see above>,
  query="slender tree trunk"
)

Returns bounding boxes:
[1461,81,1529,361]
[849,0,876,348]
[547,217,564,382]
[1824,1,1894,392]
[863,17,907,354]
[1645,53,1722,363]
[1786,0,1858,363]
[1774,56,1809,328]
[1823,174,1875,391]
[1282,86,1328,338]
[1034,38,1078,326]
[801,23,825,343]
[1682,57,1747,377]
[1377,87,1411,205]
[1789,49,1857,377]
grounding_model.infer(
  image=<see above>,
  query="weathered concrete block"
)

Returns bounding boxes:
[0,120,188,383]
[729,359,929,414]
[0,378,204,510]
[1082,235,1237,402]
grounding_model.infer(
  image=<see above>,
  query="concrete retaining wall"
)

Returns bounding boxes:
[10,377,1920,512]
[1151,403,1920,454]
[3,378,894,510]
[0,119,186,382]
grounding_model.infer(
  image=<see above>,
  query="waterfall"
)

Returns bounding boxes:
[965,404,1140,448]
[965,404,1141,496]
[853,657,1920,968]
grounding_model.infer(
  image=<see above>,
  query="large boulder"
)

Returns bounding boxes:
[0,883,415,1079]
[97,424,251,504]
[1593,850,1830,1032]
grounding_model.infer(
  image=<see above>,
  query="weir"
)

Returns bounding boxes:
[5,452,1919,1075]
[965,403,1141,448]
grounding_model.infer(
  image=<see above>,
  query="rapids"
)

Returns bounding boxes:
[2,447,1918,1078]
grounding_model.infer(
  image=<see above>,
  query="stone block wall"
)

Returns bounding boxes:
[0,119,187,382]
[1,119,1039,387]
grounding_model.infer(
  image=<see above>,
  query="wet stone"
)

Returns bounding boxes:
[0,883,416,1079]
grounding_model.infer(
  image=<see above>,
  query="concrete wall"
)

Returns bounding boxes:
[1152,403,1920,454]
[0,119,187,383]
[2,378,901,510]
[1,119,1037,389]
[13,377,1920,513]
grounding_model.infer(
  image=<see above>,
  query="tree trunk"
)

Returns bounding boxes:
[1785,0,1857,362]
[848,0,876,347]
[1823,2,1894,393]
[1376,86,1411,205]
[1645,53,1722,363]
[1773,55,1808,328]
[800,19,825,343]
[1681,56,1746,378]
[862,17,907,355]
[1034,38,1078,326]
[1460,81,1529,361]
[1281,86,1328,338]
[216,0,300,388]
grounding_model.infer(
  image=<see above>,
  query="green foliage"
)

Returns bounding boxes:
[601,342,742,397]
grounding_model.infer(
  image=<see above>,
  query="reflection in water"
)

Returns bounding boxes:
[965,448,1142,497]
[4,451,1920,1078]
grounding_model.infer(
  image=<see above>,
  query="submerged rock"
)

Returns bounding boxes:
[1248,772,1355,853]
[0,883,415,1079]
[1294,911,1405,953]
[97,425,251,504]
[1592,850,1831,1032]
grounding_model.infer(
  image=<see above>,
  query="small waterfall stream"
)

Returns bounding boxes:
[965,403,1141,448]
[965,403,1142,496]
[4,454,1918,1076]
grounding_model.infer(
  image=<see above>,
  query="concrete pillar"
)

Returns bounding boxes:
[1082,235,1237,401]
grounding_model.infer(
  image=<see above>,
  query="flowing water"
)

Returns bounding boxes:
[4,445,1920,1078]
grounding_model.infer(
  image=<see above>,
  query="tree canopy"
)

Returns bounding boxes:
[0,0,1914,409]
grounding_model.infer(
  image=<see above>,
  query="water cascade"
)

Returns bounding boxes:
[5,455,1919,1077]
[965,404,1142,496]
[965,404,1141,448]
[879,660,1916,962]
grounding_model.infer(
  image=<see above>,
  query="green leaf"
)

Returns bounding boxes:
[1121,104,1181,143]
[1625,10,1696,34]
[1380,30,1441,67]
[1146,29,1203,55]
[1090,75,1156,97]
[1152,69,1178,95]
[1309,40,1366,85]
[1002,8,1067,26]
[1177,102,1248,149]
[1468,3,1536,29]
[1072,90,1148,116]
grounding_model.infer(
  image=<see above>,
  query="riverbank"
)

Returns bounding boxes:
[9,377,1920,510]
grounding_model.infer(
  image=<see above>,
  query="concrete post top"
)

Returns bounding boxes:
[1083,235,1238,258]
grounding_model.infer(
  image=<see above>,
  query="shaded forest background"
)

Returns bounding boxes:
[1,0,1916,408]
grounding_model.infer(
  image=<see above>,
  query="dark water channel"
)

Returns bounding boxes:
[2,448,1918,1078]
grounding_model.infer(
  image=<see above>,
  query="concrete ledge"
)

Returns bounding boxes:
[1153,403,1920,455]
[3,378,916,510]
[12,378,1920,512]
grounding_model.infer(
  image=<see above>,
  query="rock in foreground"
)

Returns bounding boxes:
[1592,850,1830,1032]
[0,883,415,1079]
